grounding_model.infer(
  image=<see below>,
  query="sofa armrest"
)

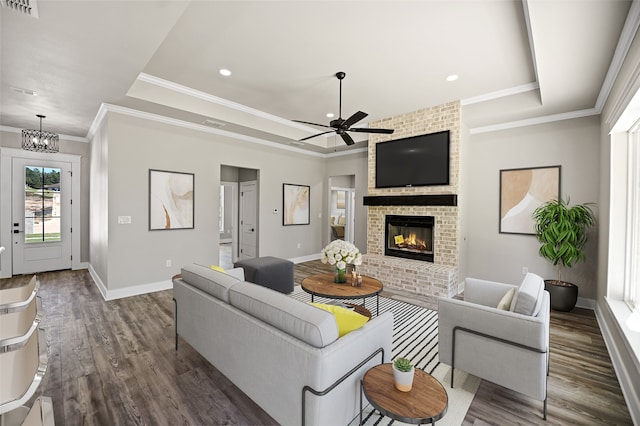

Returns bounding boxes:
[464,278,518,307]
[314,312,394,385]
[438,296,548,359]
[226,267,245,281]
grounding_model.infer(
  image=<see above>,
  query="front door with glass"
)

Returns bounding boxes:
[12,159,72,274]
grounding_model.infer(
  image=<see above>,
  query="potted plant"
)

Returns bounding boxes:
[392,357,415,392]
[532,197,596,311]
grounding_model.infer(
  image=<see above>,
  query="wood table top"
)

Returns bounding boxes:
[362,363,448,424]
[301,272,382,299]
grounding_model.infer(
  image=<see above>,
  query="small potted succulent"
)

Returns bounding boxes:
[392,357,415,392]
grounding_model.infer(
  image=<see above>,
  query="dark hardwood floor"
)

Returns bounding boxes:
[1,262,632,425]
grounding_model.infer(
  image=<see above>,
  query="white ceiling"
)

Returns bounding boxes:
[0,0,635,154]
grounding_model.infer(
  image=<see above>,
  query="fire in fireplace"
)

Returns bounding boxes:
[385,215,434,262]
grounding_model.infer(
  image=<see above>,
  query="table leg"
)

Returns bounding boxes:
[359,379,363,426]
[377,294,379,316]
[311,294,314,303]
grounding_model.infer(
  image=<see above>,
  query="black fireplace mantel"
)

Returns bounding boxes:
[363,194,457,207]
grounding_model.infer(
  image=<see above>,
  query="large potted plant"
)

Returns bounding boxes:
[532,197,596,311]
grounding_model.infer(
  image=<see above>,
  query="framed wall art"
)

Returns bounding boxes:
[149,169,194,230]
[499,165,561,235]
[283,183,310,226]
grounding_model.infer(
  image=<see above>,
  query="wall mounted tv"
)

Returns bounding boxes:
[375,130,450,188]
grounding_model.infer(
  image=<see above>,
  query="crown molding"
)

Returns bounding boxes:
[136,73,318,134]
[597,0,640,114]
[0,125,88,143]
[98,103,326,158]
[470,108,599,135]
[461,82,539,106]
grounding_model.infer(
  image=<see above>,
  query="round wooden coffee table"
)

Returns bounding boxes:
[301,272,383,315]
[360,363,448,425]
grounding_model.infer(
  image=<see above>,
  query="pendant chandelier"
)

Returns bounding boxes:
[22,114,59,153]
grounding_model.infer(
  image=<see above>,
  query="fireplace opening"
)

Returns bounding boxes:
[385,215,434,262]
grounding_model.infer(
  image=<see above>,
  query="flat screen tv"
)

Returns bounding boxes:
[375,130,450,188]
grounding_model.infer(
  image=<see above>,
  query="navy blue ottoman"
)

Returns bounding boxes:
[234,256,294,294]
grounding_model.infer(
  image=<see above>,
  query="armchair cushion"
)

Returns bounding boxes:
[496,288,515,310]
[510,273,544,316]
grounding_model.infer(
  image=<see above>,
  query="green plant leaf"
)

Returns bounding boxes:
[532,197,597,279]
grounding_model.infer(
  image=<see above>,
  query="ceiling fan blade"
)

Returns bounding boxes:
[299,130,335,141]
[342,111,368,129]
[292,119,333,129]
[350,127,395,134]
[341,132,355,146]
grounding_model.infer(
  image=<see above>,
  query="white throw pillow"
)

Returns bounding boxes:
[511,273,544,316]
[497,287,516,310]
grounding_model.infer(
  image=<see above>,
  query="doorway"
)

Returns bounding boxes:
[0,148,81,277]
[329,175,356,244]
[219,181,238,269]
[219,165,259,267]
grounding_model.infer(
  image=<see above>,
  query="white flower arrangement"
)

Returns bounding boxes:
[320,239,362,270]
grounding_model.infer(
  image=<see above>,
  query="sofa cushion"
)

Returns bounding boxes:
[496,287,516,311]
[229,282,339,348]
[510,273,544,316]
[180,264,241,303]
[309,303,369,337]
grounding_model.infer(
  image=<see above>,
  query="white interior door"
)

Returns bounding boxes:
[346,189,356,243]
[239,180,257,260]
[12,158,72,274]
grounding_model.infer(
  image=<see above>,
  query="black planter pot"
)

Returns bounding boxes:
[545,280,578,312]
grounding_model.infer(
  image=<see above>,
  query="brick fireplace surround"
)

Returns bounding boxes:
[358,101,461,299]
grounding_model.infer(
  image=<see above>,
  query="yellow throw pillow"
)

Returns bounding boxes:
[209,265,226,274]
[310,303,369,337]
[497,287,516,310]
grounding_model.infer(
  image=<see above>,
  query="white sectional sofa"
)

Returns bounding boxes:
[172,263,394,426]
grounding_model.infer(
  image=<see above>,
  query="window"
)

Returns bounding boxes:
[624,122,640,313]
[24,166,61,243]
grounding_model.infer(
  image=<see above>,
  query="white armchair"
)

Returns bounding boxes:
[438,273,550,420]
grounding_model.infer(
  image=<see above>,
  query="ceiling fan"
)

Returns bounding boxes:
[293,72,394,146]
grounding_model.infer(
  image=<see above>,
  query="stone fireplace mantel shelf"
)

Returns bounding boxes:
[363,194,457,206]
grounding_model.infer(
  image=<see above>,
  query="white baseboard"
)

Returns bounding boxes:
[576,296,596,310]
[289,253,321,264]
[74,262,89,270]
[88,264,108,300]
[595,300,640,425]
[88,263,172,301]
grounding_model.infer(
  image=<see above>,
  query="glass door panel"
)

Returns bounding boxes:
[24,166,61,243]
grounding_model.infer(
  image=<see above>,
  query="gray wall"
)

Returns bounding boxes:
[90,112,326,291]
[463,116,601,299]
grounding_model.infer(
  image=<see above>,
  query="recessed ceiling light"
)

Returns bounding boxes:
[326,113,335,118]
[219,69,232,77]
[446,74,459,82]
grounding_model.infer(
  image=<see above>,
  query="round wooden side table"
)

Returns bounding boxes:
[360,363,448,425]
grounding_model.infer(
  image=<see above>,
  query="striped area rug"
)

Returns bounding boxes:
[290,287,480,426]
